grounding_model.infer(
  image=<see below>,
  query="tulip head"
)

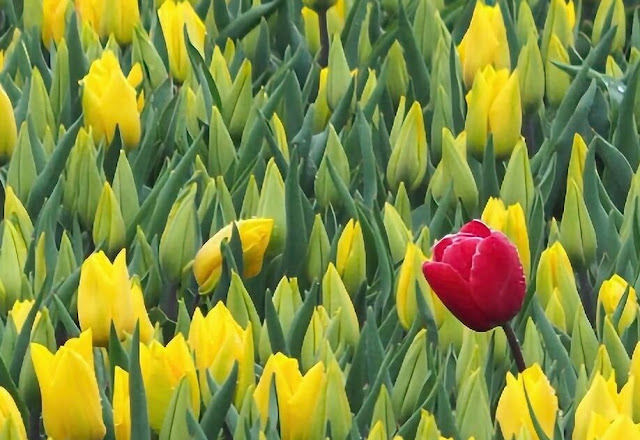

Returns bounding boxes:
[0,83,17,163]
[545,34,571,108]
[598,275,638,335]
[559,180,597,269]
[517,37,545,114]
[592,0,626,52]
[0,386,26,440]
[42,0,71,47]
[387,101,428,191]
[422,220,526,331]
[113,367,130,440]
[336,219,367,296]
[102,0,141,44]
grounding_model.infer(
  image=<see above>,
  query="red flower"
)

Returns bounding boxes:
[422,220,526,331]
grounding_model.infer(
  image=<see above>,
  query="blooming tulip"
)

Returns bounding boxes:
[81,51,143,149]
[597,275,638,335]
[0,83,17,162]
[422,220,526,331]
[139,334,200,431]
[31,330,106,440]
[42,0,71,47]
[193,218,274,293]
[158,0,206,82]
[496,363,558,440]
[457,1,510,87]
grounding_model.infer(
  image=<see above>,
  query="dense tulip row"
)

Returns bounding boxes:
[0,0,639,438]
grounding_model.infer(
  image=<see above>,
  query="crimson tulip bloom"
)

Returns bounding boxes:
[422,220,526,332]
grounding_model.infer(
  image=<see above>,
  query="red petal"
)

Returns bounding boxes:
[459,220,492,238]
[432,235,455,262]
[469,232,526,325]
[441,236,482,281]
[422,261,494,331]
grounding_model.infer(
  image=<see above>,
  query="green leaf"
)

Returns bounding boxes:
[264,290,289,355]
[200,364,238,437]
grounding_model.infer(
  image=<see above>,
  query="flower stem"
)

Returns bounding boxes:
[502,323,526,373]
[318,8,330,67]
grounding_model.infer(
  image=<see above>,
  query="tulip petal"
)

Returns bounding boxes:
[469,232,526,325]
[422,262,493,331]
[459,220,492,237]
[441,236,482,281]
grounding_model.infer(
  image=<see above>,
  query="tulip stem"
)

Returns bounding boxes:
[502,323,526,373]
[318,8,330,67]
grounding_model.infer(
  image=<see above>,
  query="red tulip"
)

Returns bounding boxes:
[422,220,526,331]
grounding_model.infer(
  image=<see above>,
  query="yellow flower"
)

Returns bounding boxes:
[598,275,638,334]
[158,0,206,82]
[545,33,571,107]
[75,0,104,34]
[481,198,530,278]
[0,83,17,162]
[101,0,140,44]
[139,334,200,432]
[42,0,71,47]
[542,0,575,55]
[586,415,640,440]
[81,51,143,149]
[458,1,510,87]
[254,353,326,440]
[465,66,522,159]
[31,330,106,440]
[113,367,130,440]
[0,387,27,440]
[592,0,626,52]
[193,219,274,294]
[336,219,367,296]
[187,303,254,408]
[496,363,558,440]
[8,300,42,333]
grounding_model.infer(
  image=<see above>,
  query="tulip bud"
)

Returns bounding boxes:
[517,37,544,114]
[194,219,274,293]
[389,96,407,148]
[301,306,330,371]
[456,369,494,440]
[481,198,531,279]
[383,203,412,264]
[545,34,571,108]
[606,56,624,80]
[113,366,130,440]
[496,363,558,440]
[315,125,351,208]
[0,221,28,314]
[368,420,390,440]
[158,0,206,82]
[222,60,253,140]
[26,69,54,142]
[322,264,360,347]
[305,215,331,283]
[112,151,140,228]
[336,219,367,296]
[237,175,258,220]
[31,330,106,439]
[385,41,409,103]
[211,176,237,227]
[0,83,17,163]
[522,318,545,367]
[313,68,332,133]
[226,271,261,345]
[61,132,102,223]
[414,410,442,439]
[430,86,453,163]
[591,345,614,381]
[6,123,36,203]
[93,182,126,256]
[593,0,626,52]
[415,225,431,257]
[597,275,638,335]
[457,2,510,87]
[357,5,373,66]
[545,289,568,331]
[500,139,535,215]
[327,36,354,110]
[568,134,587,193]
[159,183,201,283]
[414,0,450,65]
[272,277,303,337]
[268,114,290,163]
[559,180,597,269]
[541,0,575,56]
[387,101,428,191]
[4,186,34,246]
[0,386,27,439]
[371,385,395,439]
[570,308,599,373]
[53,231,78,286]
[396,243,439,330]
[517,1,538,46]
[393,329,429,421]
[256,159,286,254]
[102,0,140,45]
[41,0,71,47]
[324,357,352,439]
[302,8,321,54]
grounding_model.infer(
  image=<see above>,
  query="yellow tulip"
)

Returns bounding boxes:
[592,0,626,52]
[187,303,254,408]
[101,0,140,44]
[254,353,327,440]
[496,363,558,440]
[31,330,106,440]
[586,415,640,440]
[193,219,274,294]
[8,300,42,333]
[75,0,104,34]
[42,0,71,47]
[541,0,575,56]
[301,1,346,53]
[139,334,200,432]
[545,33,571,108]
[568,134,588,193]
[78,249,153,346]
[0,83,17,162]
[457,1,510,87]
[0,387,27,440]
[81,51,143,149]
[598,275,638,335]
[336,219,367,296]
[158,0,206,82]
[481,198,531,278]
[465,66,522,159]
[113,366,130,440]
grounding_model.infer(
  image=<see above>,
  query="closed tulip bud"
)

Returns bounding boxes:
[545,34,571,108]
[597,275,638,335]
[522,318,545,366]
[368,420,389,440]
[158,0,206,82]
[517,38,545,114]
[396,243,439,330]
[336,219,367,296]
[8,300,42,335]
[457,1,510,87]
[226,272,261,344]
[255,160,286,254]
[302,8,321,54]
[415,225,432,257]
[559,180,597,268]
[254,354,327,438]
[302,306,330,371]
[113,367,130,440]
[415,410,441,440]
[430,86,453,163]
[322,264,360,347]
[188,304,254,407]
[456,369,494,440]
[4,186,34,246]
[269,114,290,163]
[385,41,410,103]
[384,203,413,264]
[324,357,352,439]
[327,36,354,110]
[82,51,143,149]
[570,307,599,373]
[113,151,140,228]
[313,68,332,133]
[500,139,535,215]
[223,60,253,139]
[545,289,567,331]
[31,330,106,440]
[54,231,78,286]
[273,277,303,337]
[574,373,634,440]
[6,123,36,203]
[568,134,587,193]
[93,182,126,256]
[591,345,615,382]
[541,0,575,57]
[593,0,626,52]
[159,184,201,283]
[606,56,624,80]
[140,334,200,431]
[371,385,395,439]
[306,215,331,283]
[387,101,428,191]
[389,96,407,148]
[209,46,232,97]
[194,219,274,293]
[240,175,260,219]
[481,198,531,279]
[357,5,373,66]
[394,182,412,230]
[517,1,538,46]
[101,0,140,45]
[212,176,237,226]
[315,125,351,208]
[42,0,71,47]
[393,329,429,421]
[0,84,17,162]
[0,386,27,440]
[414,0,450,64]
[0,221,28,314]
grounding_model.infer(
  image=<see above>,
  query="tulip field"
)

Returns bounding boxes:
[2,0,640,438]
